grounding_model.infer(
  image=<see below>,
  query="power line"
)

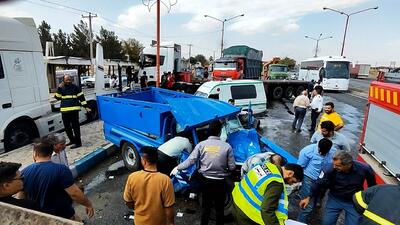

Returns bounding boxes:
[25,0,82,16]
[37,0,91,14]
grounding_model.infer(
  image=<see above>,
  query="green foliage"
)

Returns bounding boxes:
[53,29,71,56]
[194,54,209,66]
[122,38,144,62]
[69,20,91,58]
[96,27,124,60]
[278,57,296,69]
[37,21,53,54]
[189,57,197,65]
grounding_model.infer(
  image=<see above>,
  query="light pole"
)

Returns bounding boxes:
[323,6,378,56]
[204,14,244,57]
[305,33,333,57]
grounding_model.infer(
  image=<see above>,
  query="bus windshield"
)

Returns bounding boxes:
[325,61,350,79]
[214,61,236,69]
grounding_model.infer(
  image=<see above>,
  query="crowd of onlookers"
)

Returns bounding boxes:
[1,82,399,225]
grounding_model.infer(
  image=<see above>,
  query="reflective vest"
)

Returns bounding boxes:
[354,191,396,225]
[232,162,288,225]
[55,84,87,112]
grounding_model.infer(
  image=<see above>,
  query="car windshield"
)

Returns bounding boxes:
[194,91,208,98]
[325,61,350,79]
[214,61,236,69]
[269,65,287,72]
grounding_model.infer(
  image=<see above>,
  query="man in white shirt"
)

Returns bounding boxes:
[309,86,324,132]
[292,90,310,133]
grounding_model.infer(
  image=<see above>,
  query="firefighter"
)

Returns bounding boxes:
[55,75,90,149]
[353,184,400,225]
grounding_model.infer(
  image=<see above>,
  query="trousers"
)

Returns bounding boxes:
[323,194,361,225]
[200,176,227,225]
[310,109,320,131]
[292,107,307,131]
[61,111,81,145]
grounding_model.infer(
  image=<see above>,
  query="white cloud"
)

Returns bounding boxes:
[118,0,369,35]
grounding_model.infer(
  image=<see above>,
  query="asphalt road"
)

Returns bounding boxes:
[76,91,368,225]
[349,78,372,92]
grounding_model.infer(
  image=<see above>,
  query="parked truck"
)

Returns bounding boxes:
[212,45,263,80]
[359,81,400,185]
[0,17,110,152]
[350,63,371,79]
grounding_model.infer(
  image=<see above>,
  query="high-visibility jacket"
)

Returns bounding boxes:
[55,84,88,113]
[353,185,400,225]
[232,162,288,225]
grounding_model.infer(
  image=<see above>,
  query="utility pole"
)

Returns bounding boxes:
[187,44,193,69]
[305,33,333,57]
[82,12,97,67]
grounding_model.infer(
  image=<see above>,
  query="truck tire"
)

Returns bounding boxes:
[86,100,99,121]
[121,142,141,171]
[4,122,38,152]
[284,86,294,99]
[272,86,283,100]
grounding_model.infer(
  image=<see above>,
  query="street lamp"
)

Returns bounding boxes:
[305,33,333,57]
[323,6,378,56]
[204,14,244,57]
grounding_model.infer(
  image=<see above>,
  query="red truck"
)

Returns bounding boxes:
[212,45,263,80]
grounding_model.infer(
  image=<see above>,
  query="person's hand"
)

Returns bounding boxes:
[86,205,94,218]
[85,107,92,113]
[170,166,179,176]
[59,82,64,88]
[299,197,310,209]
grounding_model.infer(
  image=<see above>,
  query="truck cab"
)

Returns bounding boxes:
[212,57,243,80]
[267,64,289,80]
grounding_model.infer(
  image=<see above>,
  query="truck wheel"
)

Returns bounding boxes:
[86,101,98,121]
[272,86,283,100]
[121,142,140,171]
[285,86,294,98]
[4,122,38,152]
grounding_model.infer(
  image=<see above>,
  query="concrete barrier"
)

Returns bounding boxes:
[0,201,82,225]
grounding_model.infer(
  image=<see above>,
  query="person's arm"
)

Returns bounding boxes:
[352,185,379,214]
[334,113,344,131]
[123,176,135,209]
[227,146,236,171]
[365,165,377,187]
[310,132,318,143]
[162,179,176,225]
[54,87,62,100]
[260,182,283,225]
[297,147,310,168]
[65,184,94,218]
[76,87,88,109]
[300,167,332,208]
[176,144,201,170]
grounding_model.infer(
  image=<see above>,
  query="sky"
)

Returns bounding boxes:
[0,0,399,66]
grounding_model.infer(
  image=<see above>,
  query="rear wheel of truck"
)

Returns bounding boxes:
[272,86,283,100]
[4,122,38,152]
[284,86,294,99]
[121,142,140,171]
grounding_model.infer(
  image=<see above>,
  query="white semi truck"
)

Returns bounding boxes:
[0,17,107,152]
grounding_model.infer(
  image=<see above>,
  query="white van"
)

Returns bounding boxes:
[195,80,267,114]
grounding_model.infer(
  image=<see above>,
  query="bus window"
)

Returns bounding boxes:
[230,85,257,99]
[300,60,324,70]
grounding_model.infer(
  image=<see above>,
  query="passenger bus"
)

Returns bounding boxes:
[298,56,351,91]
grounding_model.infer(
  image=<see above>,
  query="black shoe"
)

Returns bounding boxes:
[66,142,73,146]
[296,130,302,133]
[70,144,82,149]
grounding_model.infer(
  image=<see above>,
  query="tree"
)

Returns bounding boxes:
[122,38,144,62]
[194,54,209,66]
[96,27,123,60]
[208,56,214,63]
[53,29,71,56]
[278,57,296,69]
[37,21,53,54]
[70,20,91,58]
[189,57,197,65]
